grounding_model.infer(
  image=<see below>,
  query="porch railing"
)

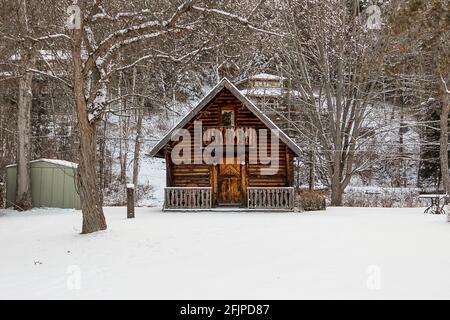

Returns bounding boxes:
[164,187,212,209]
[247,187,295,210]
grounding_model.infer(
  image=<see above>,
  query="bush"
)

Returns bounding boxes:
[297,189,326,211]
[341,187,422,208]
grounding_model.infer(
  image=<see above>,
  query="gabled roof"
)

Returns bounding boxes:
[149,78,302,158]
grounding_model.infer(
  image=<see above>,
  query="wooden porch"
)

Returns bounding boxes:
[164,186,295,211]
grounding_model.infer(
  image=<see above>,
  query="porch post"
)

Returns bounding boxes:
[286,147,294,187]
[164,146,173,187]
[210,164,218,207]
[241,152,249,206]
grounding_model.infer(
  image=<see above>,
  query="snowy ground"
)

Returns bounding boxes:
[0,206,449,299]
[137,157,166,205]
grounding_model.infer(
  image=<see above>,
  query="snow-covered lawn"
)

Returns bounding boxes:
[0,206,449,299]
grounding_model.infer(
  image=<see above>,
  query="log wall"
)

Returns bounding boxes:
[167,88,295,193]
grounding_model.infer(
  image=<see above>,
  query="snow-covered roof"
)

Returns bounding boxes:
[6,158,78,169]
[149,78,302,158]
[0,71,13,77]
[240,88,300,97]
[9,50,71,61]
[247,73,286,81]
[235,73,286,86]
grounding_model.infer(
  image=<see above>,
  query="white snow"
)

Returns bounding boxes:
[88,85,107,122]
[6,158,78,169]
[137,157,166,205]
[240,87,300,97]
[0,206,449,299]
[9,50,71,61]
[247,73,286,81]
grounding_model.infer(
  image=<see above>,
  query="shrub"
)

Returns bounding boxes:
[297,189,326,211]
[341,187,422,208]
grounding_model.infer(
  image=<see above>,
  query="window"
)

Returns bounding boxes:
[221,110,234,127]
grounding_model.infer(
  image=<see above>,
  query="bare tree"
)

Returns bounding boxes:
[0,0,69,210]
[68,0,275,233]
[389,0,449,192]
[276,0,389,205]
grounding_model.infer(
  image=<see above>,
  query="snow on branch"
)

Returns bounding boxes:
[84,26,98,51]
[246,0,266,20]
[191,5,284,37]
[109,40,219,75]
[97,20,163,50]
[88,82,107,123]
[83,0,276,76]
[24,68,73,89]
[33,34,71,41]
[91,9,153,22]
[96,31,167,69]
[440,74,450,95]
[83,1,198,76]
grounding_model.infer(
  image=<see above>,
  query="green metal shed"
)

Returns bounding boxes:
[5,159,81,209]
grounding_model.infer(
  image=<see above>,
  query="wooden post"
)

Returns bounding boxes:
[0,182,4,209]
[211,164,218,206]
[127,184,135,219]
[164,147,173,187]
[286,148,294,187]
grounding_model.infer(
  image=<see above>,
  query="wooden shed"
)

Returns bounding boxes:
[149,78,301,211]
[5,159,81,209]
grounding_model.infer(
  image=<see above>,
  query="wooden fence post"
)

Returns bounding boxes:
[0,182,4,209]
[127,184,135,219]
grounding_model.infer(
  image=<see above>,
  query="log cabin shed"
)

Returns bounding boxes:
[5,159,81,209]
[149,78,302,211]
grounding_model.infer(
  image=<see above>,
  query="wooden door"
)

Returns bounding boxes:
[218,162,242,205]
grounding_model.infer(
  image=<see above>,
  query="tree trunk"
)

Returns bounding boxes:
[132,107,143,187]
[99,116,107,189]
[72,19,107,234]
[15,0,33,211]
[330,36,345,207]
[15,58,33,211]
[399,95,406,188]
[119,116,128,184]
[439,78,449,193]
[330,182,343,206]
[330,148,344,206]
[76,121,107,234]
[131,67,141,187]
[309,150,315,190]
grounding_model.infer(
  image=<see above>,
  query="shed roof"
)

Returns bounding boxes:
[245,73,286,81]
[149,78,302,158]
[6,158,78,169]
[235,73,286,86]
[240,87,301,97]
